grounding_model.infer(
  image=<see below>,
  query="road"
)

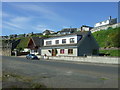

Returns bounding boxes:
[2,56,119,88]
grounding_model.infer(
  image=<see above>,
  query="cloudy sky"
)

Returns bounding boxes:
[2,2,118,35]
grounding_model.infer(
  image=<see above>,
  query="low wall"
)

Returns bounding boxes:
[46,56,119,64]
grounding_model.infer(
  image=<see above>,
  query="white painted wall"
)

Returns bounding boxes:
[94,18,117,27]
[41,49,52,56]
[94,20,110,27]
[91,23,120,33]
[44,35,82,46]
[41,48,78,56]
[47,56,119,64]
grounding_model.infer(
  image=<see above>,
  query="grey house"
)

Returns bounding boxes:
[41,31,99,56]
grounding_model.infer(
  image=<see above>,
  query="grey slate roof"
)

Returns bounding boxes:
[30,37,47,47]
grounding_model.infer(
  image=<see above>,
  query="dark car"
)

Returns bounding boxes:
[26,54,39,60]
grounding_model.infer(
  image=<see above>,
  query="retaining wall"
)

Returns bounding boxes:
[46,56,119,64]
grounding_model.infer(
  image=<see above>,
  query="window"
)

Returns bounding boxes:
[46,41,52,45]
[60,49,64,54]
[62,39,66,44]
[68,49,73,54]
[55,40,59,44]
[70,38,75,43]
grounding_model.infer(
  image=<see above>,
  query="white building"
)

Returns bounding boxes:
[79,25,93,31]
[94,16,117,27]
[41,31,99,56]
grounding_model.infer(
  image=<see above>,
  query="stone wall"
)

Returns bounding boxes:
[91,23,120,33]
[2,47,11,56]
[46,56,119,64]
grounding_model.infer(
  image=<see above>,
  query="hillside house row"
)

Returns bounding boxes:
[2,31,99,56]
[26,31,99,56]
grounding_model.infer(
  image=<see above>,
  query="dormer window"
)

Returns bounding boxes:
[46,41,52,45]
[62,39,66,44]
[70,38,75,43]
[55,40,59,44]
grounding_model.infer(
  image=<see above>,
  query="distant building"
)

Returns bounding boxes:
[1,36,9,40]
[94,16,117,27]
[58,28,78,35]
[79,25,93,31]
[43,30,55,35]
[1,39,21,56]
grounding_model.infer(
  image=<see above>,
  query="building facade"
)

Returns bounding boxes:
[41,31,99,56]
[94,16,117,27]
[79,25,93,31]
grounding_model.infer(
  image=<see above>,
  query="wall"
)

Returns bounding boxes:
[91,23,120,33]
[94,18,117,27]
[94,20,110,27]
[47,56,119,64]
[41,48,78,56]
[77,34,99,56]
[2,48,11,56]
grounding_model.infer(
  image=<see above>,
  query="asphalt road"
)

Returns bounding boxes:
[2,56,119,88]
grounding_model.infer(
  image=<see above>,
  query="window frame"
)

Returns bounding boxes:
[55,40,59,44]
[60,49,64,54]
[70,38,75,43]
[46,41,52,45]
[68,49,73,54]
[62,39,66,44]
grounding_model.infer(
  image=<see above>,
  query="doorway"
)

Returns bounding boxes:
[52,49,57,56]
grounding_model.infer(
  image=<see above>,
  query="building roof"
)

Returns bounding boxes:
[60,28,77,33]
[44,31,89,40]
[30,37,44,47]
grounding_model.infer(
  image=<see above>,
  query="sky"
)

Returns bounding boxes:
[2,2,118,36]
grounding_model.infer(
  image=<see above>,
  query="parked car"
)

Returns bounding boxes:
[26,54,39,60]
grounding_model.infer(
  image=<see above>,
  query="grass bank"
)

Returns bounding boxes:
[99,50,120,57]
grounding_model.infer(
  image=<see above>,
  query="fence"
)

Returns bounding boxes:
[45,56,119,64]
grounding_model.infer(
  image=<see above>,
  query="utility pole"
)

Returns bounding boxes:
[70,26,72,33]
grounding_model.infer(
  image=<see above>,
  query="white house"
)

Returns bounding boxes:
[94,16,117,27]
[79,25,93,31]
[41,31,99,56]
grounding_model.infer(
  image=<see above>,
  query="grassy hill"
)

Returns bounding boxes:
[92,27,120,48]
[92,27,120,57]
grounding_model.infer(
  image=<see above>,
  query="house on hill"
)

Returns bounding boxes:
[94,16,117,27]
[41,31,99,56]
[58,28,78,35]
[79,25,93,31]
[43,30,55,35]
[91,16,119,33]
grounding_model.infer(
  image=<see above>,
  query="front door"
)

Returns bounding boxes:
[52,49,57,56]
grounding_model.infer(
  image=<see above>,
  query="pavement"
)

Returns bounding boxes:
[2,56,119,88]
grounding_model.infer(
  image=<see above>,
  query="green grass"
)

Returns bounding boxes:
[92,27,120,48]
[100,77,108,81]
[99,50,120,57]
[16,37,30,50]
